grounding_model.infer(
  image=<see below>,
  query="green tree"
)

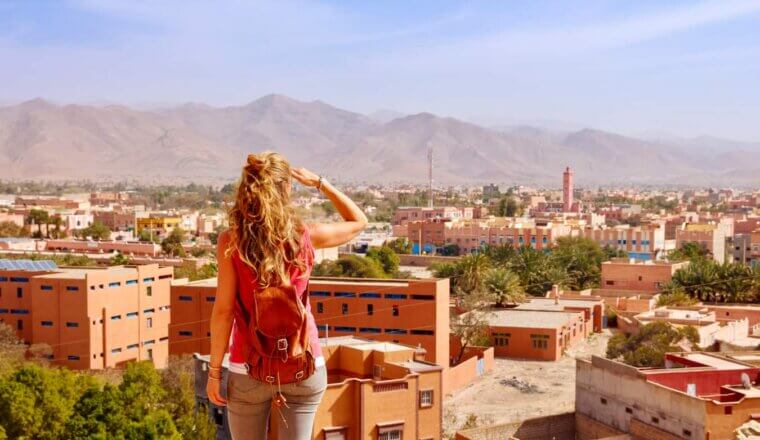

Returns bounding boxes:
[161,356,216,440]
[0,322,25,375]
[657,289,699,307]
[27,209,49,236]
[0,221,28,238]
[161,227,187,257]
[79,221,112,241]
[312,255,386,278]
[387,237,413,255]
[606,321,699,367]
[551,236,606,290]
[440,244,460,256]
[109,252,133,266]
[366,246,400,276]
[497,196,521,217]
[175,261,218,281]
[668,242,710,263]
[483,267,526,306]
[451,291,494,364]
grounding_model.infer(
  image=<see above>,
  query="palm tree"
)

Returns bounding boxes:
[484,268,526,306]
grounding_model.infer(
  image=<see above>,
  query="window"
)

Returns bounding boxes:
[600,397,607,405]
[317,302,324,313]
[126,312,138,319]
[146,286,153,296]
[378,429,402,440]
[341,303,348,315]
[605,280,614,285]
[310,290,330,297]
[419,390,434,407]
[111,347,122,354]
[360,327,381,334]
[144,340,155,346]
[411,329,434,335]
[41,321,53,327]
[206,296,215,302]
[179,330,192,336]
[684,429,692,437]
[334,292,356,298]
[530,334,549,349]
[111,315,121,321]
[411,294,434,300]
[359,292,381,298]
[179,295,193,301]
[325,429,347,440]
[0,309,7,314]
[725,406,733,415]
[108,282,120,288]
[66,322,79,328]
[333,326,356,333]
[10,277,29,283]
[17,320,22,330]
[68,355,80,361]
[144,308,155,315]
[143,277,154,283]
[127,343,139,350]
[41,285,53,291]
[651,416,659,424]
[625,407,633,414]
[392,305,399,317]
[385,294,407,300]
[385,328,407,335]
[11,309,29,315]
[147,348,153,360]
[126,279,138,285]
[146,317,153,328]
[316,324,328,331]
[17,287,22,298]
[367,304,374,315]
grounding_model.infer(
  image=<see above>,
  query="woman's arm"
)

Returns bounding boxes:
[291,168,367,249]
[206,231,236,406]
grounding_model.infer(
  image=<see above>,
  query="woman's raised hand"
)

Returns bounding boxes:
[290,167,321,188]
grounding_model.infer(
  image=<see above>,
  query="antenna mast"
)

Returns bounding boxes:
[427,146,433,208]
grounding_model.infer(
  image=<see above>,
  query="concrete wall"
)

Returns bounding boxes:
[576,357,705,439]
[445,346,494,395]
[455,412,575,440]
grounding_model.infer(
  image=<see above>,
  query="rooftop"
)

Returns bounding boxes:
[0,259,58,271]
[481,309,581,329]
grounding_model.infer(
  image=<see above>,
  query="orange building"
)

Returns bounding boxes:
[576,224,666,261]
[0,259,172,369]
[169,277,217,356]
[172,277,451,367]
[479,308,588,361]
[601,258,688,293]
[408,218,572,255]
[195,336,443,440]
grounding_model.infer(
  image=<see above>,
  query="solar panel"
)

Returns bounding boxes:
[0,259,58,272]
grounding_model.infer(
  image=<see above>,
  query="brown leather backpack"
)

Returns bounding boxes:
[236,283,316,385]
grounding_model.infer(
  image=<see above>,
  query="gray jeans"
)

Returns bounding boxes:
[226,366,327,440]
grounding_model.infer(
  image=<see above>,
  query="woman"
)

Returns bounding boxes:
[206,152,367,439]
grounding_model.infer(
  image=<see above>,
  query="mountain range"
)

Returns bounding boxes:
[1,94,759,186]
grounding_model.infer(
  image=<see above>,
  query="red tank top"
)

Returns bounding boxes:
[228,228,322,363]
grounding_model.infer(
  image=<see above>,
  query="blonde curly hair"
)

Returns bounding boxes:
[227,151,305,289]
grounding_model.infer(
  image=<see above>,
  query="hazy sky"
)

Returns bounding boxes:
[2,0,760,141]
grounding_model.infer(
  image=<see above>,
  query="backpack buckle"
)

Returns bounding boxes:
[277,338,288,351]
[265,375,276,383]
[295,370,304,380]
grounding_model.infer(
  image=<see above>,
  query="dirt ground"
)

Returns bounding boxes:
[443,329,614,435]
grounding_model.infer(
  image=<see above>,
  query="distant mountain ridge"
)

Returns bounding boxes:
[1,94,758,186]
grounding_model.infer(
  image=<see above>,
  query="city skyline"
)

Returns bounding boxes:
[2,1,760,141]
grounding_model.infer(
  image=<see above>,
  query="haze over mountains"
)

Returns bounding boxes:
[1,94,759,186]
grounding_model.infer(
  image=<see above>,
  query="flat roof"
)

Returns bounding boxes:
[482,309,581,329]
[519,298,600,309]
[310,278,413,287]
[679,353,749,370]
[184,277,218,287]
[320,336,411,352]
[34,266,137,280]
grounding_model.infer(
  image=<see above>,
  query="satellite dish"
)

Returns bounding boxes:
[741,373,752,390]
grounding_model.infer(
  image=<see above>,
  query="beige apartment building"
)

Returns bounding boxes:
[676,223,727,263]
[0,259,172,369]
